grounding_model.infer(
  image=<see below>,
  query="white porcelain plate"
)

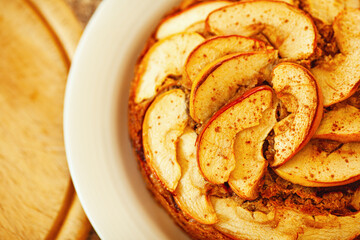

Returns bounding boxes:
[64,0,189,239]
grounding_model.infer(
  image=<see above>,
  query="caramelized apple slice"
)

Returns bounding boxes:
[229,103,277,200]
[155,1,231,39]
[197,86,274,184]
[190,50,278,123]
[301,212,360,239]
[143,89,188,192]
[271,62,323,167]
[210,197,298,239]
[135,32,204,103]
[311,9,360,106]
[314,105,360,142]
[184,35,270,87]
[302,0,359,24]
[275,141,360,187]
[212,196,360,239]
[206,1,317,59]
[174,127,217,224]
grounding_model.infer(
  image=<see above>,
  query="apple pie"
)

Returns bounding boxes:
[128,0,360,239]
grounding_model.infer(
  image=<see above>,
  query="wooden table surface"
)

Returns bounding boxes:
[0,0,101,239]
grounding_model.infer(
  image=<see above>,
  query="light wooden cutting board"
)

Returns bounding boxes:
[0,0,91,239]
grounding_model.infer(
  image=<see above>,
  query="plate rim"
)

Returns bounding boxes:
[63,0,188,239]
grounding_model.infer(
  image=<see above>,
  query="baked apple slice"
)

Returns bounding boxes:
[190,50,278,123]
[311,9,360,106]
[197,86,274,184]
[275,141,360,187]
[210,197,298,239]
[184,35,270,88]
[142,89,188,192]
[228,103,277,200]
[212,196,360,239]
[206,0,317,59]
[155,1,231,39]
[314,105,360,142]
[174,127,217,224]
[302,0,359,24]
[271,62,323,167]
[134,32,204,103]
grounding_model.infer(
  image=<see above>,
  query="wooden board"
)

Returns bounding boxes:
[0,0,91,239]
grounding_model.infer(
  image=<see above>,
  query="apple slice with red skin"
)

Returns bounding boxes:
[302,0,359,25]
[271,62,323,168]
[174,127,217,224]
[228,102,277,200]
[274,140,360,187]
[155,0,232,39]
[314,104,360,142]
[135,32,204,103]
[311,9,360,106]
[206,0,317,60]
[197,86,274,184]
[184,35,271,88]
[189,50,278,123]
[142,89,188,192]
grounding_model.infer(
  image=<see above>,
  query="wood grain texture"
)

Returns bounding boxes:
[64,0,102,26]
[26,0,83,59]
[0,0,91,239]
[56,192,92,240]
[0,1,70,238]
